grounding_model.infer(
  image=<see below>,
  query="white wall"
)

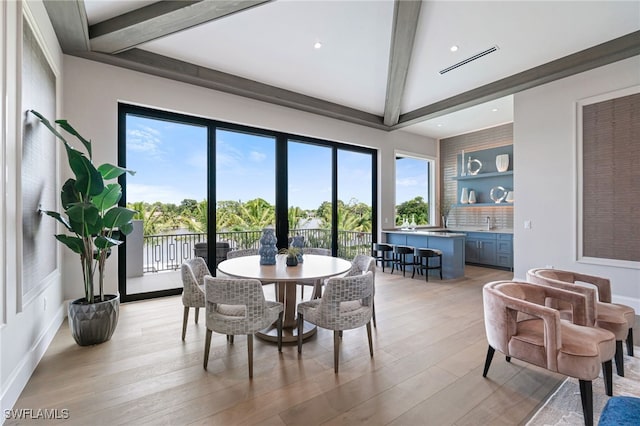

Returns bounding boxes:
[513,55,640,310]
[1,0,65,416]
[62,55,437,297]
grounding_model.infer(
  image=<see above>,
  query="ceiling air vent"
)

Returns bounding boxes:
[439,45,499,75]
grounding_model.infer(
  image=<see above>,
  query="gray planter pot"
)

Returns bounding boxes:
[68,294,119,346]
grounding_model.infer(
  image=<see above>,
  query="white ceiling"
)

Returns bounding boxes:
[82,0,640,139]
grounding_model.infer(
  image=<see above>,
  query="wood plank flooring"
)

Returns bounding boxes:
[8,265,562,425]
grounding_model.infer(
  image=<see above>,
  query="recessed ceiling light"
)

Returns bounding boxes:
[450,45,459,52]
[314,41,322,49]
[436,124,443,127]
[491,108,499,112]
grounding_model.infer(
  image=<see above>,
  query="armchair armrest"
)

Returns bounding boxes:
[498,292,562,371]
[572,272,612,303]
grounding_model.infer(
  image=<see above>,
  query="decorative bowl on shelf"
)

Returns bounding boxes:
[490,186,507,203]
[496,154,509,172]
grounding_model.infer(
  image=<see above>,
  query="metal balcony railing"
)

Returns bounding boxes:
[142,228,371,273]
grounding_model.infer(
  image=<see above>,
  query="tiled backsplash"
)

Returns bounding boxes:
[440,124,514,230]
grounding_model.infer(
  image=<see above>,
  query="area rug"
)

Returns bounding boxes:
[527,348,640,425]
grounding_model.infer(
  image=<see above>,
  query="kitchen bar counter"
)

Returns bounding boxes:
[382,230,465,279]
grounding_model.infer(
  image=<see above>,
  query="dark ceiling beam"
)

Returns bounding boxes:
[383,0,421,127]
[393,30,640,130]
[89,0,272,54]
[42,0,90,52]
[73,49,387,130]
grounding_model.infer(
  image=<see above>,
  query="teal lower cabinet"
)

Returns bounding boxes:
[464,232,512,270]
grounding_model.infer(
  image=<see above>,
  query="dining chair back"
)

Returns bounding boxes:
[203,276,283,378]
[180,257,210,340]
[345,254,377,327]
[297,271,374,373]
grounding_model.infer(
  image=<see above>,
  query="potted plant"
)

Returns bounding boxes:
[30,110,136,346]
[439,202,452,229]
[279,247,301,266]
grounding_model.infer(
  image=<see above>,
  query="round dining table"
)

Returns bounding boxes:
[217,253,352,342]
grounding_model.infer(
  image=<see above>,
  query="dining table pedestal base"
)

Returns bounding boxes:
[256,320,316,343]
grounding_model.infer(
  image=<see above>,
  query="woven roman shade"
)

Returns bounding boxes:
[582,92,640,262]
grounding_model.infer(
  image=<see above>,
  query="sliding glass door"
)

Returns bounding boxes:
[119,104,376,301]
[120,108,208,300]
[215,129,276,250]
[287,141,332,250]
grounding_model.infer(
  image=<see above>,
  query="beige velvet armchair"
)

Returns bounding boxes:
[527,268,635,377]
[483,281,616,426]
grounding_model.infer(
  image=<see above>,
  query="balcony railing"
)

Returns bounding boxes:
[141,229,371,273]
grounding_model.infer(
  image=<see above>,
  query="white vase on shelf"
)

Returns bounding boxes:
[460,188,469,204]
[496,154,509,173]
[505,191,514,203]
[468,190,476,204]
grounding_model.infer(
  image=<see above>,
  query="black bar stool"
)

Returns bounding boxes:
[412,248,443,281]
[391,245,415,277]
[372,243,394,272]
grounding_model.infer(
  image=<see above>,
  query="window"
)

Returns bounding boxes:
[395,153,435,226]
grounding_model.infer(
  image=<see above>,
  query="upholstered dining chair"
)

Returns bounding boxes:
[527,268,635,377]
[297,271,374,373]
[203,277,283,378]
[180,257,210,340]
[298,247,331,299]
[345,254,377,327]
[483,281,615,426]
[226,248,259,259]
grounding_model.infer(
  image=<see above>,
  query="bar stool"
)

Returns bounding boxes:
[391,245,415,277]
[371,243,394,272]
[412,248,443,281]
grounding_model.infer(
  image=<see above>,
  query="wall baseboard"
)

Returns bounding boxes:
[0,303,65,421]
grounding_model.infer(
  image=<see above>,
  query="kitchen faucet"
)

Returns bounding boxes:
[486,216,491,231]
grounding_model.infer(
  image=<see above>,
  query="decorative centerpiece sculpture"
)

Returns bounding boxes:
[259,227,277,265]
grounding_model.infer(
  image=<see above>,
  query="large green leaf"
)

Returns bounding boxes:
[61,179,80,210]
[92,184,121,212]
[54,234,85,254]
[103,207,136,229]
[56,119,92,158]
[98,163,135,180]
[70,154,104,198]
[118,222,133,235]
[67,203,102,236]
[44,210,72,232]
[95,235,123,249]
[29,110,72,151]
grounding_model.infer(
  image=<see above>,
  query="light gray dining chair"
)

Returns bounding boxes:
[180,257,210,340]
[297,271,374,373]
[299,247,331,299]
[226,248,259,259]
[345,254,377,327]
[203,276,283,378]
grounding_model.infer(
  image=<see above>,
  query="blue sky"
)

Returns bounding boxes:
[125,116,407,210]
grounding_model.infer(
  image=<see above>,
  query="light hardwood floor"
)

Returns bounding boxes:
[9,265,562,425]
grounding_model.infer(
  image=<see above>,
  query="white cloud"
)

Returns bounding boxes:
[127,127,163,156]
[249,151,266,162]
[396,177,419,187]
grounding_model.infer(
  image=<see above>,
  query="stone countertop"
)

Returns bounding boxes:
[382,227,514,235]
[382,229,466,238]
